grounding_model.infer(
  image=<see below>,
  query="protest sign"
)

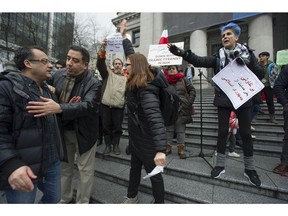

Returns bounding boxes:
[276,49,288,65]
[148,42,184,66]
[212,59,264,109]
[106,33,124,53]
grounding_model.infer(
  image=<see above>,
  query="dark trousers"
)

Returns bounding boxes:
[217,107,253,157]
[101,104,124,145]
[127,147,164,203]
[263,86,275,114]
[281,111,288,164]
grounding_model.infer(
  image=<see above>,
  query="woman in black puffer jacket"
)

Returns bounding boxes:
[121,19,166,204]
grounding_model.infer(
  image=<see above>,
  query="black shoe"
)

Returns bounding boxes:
[103,146,112,156]
[236,140,242,147]
[244,169,261,187]
[113,145,121,155]
[211,166,225,178]
[96,138,103,146]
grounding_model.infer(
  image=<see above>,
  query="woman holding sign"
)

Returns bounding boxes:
[168,22,263,187]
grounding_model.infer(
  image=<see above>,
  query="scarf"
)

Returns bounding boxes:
[59,76,76,103]
[164,71,184,84]
[219,43,250,69]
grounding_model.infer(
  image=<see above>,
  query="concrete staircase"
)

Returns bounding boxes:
[90,87,288,204]
[2,87,287,204]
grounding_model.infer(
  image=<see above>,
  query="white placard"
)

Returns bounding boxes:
[212,59,264,110]
[148,42,184,66]
[106,33,124,53]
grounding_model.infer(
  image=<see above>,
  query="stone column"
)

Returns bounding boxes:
[189,30,210,89]
[248,14,273,60]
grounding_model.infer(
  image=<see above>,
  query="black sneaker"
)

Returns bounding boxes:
[211,166,225,178]
[244,169,261,187]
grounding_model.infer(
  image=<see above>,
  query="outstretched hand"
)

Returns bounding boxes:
[167,43,185,57]
[26,96,62,117]
[120,19,127,39]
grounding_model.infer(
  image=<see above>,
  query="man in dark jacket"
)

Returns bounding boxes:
[272,64,288,175]
[27,45,102,203]
[0,46,66,203]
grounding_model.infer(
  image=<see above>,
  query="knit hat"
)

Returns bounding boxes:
[258,51,270,57]
[220,22,241,37]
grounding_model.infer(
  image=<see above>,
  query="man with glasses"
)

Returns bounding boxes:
[26,45,102,204]
[0,46,66,203]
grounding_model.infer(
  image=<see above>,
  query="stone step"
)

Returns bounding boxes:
[120,129,282,158]
[94,142,288,203]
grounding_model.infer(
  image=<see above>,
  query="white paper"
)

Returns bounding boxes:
[212,59,264,110]
[143,165,164,180]
[148,42,184,66]
[106,33,124,53]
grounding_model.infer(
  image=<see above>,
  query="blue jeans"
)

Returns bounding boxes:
[5,160,61,204]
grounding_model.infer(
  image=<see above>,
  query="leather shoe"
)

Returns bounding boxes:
[272,164,288,175]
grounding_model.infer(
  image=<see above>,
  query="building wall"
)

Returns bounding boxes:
[0,12,75,63]
[112,12,288,87]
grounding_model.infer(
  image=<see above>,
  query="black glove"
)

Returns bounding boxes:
[235,57,245,66]
[168,44,185,57]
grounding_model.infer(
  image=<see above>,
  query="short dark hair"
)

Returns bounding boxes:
[258,51,270,58]
[14,46,45,71]
[68,45,90,64]
[56,60,65,67]
[167,65,179,71]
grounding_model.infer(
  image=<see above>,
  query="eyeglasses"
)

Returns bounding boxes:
[124,63,131,67]
[168,67,176,70]
[28,58,52,65]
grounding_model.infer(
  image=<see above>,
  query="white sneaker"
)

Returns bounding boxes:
[251,135,256,139]
[228,152,240,158]
[251,126,255,131]
[122,196,139,204]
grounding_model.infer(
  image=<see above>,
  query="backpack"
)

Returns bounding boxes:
[159,86,180,126]
[268,63,281,88]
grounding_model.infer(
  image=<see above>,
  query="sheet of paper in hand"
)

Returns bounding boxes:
[106,33,124,53]
[212,59,264,110]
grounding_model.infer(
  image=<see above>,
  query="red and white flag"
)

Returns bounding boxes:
[158,28,168,44]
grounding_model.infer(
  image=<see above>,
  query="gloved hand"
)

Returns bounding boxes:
[235,57,245,66]
[168,43,185,57]
[283,104,288,112]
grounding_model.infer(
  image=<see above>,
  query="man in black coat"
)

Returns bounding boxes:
[27,45,102,203]
[272,64,288,175]
[0,46,66,203]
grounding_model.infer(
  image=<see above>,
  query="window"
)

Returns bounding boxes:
[132,30,140,46]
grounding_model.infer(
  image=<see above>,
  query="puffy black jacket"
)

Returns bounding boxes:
[273,65,288,107]
[181,47,263,109]
[126,68,167,159]
[0,72,66,190]
[51,69,102,155]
